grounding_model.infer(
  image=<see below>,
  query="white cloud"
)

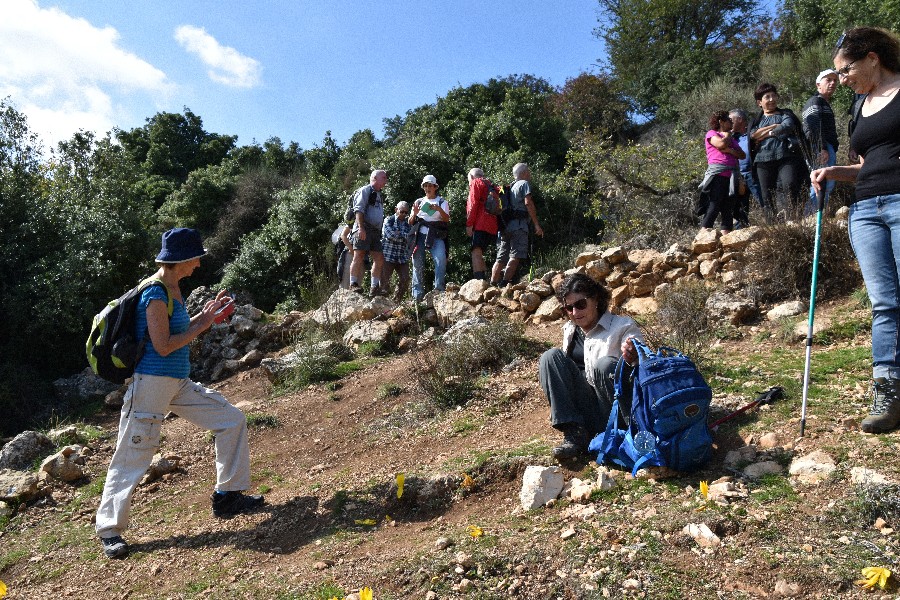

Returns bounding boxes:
[0,0,171,149]
[175,25,261,89]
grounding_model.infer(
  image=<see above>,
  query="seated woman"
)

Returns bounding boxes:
[539,273,641,459]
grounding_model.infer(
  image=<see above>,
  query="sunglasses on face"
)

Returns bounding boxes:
[563,298,589,313]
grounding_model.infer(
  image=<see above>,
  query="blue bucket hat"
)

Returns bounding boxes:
[156,228,207,263]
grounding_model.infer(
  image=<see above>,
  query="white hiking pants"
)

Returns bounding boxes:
[95,374,251,538]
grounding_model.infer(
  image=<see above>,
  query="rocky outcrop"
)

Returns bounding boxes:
[0,431,54,470]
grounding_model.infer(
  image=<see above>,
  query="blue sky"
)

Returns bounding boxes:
[1,0,610,151]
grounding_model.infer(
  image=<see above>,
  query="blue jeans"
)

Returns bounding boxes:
[849,194,900,379]
[806,143,836,215]
[412,230,446,299]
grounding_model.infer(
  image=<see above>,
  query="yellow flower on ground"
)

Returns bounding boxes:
[396,473,405,499]
[467,525,483,539]
[359,586,373,600]
[699,480,709,500]
[856,566,891,590]
[0,579,6,599]
[461,473,475,488]
[354,518,377,526]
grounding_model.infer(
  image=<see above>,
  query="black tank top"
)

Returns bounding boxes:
[851,90,900,201]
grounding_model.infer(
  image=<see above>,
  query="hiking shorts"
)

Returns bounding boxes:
[352,223,383,253]
[471,230,495,251]
[496,228,528,262]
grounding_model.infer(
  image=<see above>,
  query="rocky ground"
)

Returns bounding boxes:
[1,294,899,600]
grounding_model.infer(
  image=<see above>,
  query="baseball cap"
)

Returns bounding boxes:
[816,69,838,84]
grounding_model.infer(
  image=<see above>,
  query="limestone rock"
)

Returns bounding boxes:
[518,292,542,313]
[585,259,612,281]
[720,226,763,251]
[533,297,563,323]
[788,450,836,483]
[432,292,476,324]
[601,246,628,265]
[141,453,181,485]
[575,250,603,267]
[441,317,490,346]
[526,279,554,298]
[39,445,85,482]
[0,469,40,501]
[850,467,895,486]
[458,279,490,304]
[342,320,393,349]
[622,297,658,315]
[610,285,629,307]
[743,461,783,478]
[706,292,756,325]
[53,368,120,406]
[520,465,564,510]
[683,522,721,547]
[767,301,807,321]
[691,229,720,254]
[0,431,54,471]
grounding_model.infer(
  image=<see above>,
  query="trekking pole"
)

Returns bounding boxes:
[799,186,826,437]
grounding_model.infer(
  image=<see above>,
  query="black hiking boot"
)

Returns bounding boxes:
[100,535,129,559]
[552,424,591,460]
[861,378,900,433]
[211,491,265,518]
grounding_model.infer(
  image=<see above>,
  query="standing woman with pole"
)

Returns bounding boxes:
[811,27,900,433]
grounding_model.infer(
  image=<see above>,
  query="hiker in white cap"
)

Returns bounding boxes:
[802,68,840,212]
[408,174,450,301]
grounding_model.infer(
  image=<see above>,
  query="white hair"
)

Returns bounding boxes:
[512,162,529,179]
[396,201,410,212]
[468,167,484,181]
[370,169,387,183]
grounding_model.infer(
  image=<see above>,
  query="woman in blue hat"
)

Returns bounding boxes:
[95,228,263,559]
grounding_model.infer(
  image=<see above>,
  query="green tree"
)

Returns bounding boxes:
[116,108,236,207]
[552,72,633,141]
[781,0,900,48]
[157,160,240,233]
[595,0,761,120]
[220,176,342,311]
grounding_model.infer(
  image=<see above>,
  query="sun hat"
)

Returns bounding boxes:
[816,69,838,84]
[155,227,207,263]
[421,174,439,188]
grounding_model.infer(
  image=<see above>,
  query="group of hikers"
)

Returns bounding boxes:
[94,27,900,565]
[700,62,848,232]
[334,162,544,302]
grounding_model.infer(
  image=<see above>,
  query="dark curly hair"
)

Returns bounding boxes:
[834,27,900,73]
[754,82,778,102]
[556,273,610,317]
[708,110,731,130]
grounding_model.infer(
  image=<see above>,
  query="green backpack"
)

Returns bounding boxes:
[85,277,173,384]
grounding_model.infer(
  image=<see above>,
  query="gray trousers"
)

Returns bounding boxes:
[539,348,618,437]
[96,374,251,538]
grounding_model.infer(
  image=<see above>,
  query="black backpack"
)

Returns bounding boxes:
[343,185,378,223]
[86,277,173,384]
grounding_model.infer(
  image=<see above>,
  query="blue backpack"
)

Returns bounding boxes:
[589,340,712,475]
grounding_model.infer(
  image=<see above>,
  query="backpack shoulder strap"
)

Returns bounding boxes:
[138,276,174,317]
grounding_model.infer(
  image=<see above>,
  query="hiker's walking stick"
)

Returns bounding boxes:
[800,187,826,437]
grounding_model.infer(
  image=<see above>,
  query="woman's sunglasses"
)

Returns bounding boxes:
[563,298,589,313]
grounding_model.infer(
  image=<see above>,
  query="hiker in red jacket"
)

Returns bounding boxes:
[465,167,498,281]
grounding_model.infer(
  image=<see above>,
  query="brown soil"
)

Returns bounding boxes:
[1,303,898,599]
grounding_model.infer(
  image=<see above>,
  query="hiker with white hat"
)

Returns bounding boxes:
[802,68,840,212]
[408,174,450,301]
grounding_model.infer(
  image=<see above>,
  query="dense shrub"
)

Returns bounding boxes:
[412,316,525,408]
[743,219,860,303]
[645,278,715,367]
[221,177,341,311]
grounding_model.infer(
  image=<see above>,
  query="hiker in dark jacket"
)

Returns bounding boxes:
[539,274,642,459]
[749,83,809,216]
[802,69,840,212]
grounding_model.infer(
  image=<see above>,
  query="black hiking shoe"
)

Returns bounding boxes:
[552,424,591,460]
[861,378,900,433]
[100,535,129,559]
[212,491,265,518]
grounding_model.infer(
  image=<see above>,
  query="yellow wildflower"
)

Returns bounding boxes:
[461,473,475,488]
[856,566,891,590]
[699,480,709,500]
[467,525,483,539]
[354,518,377,526]
[0,579,6,599]
[396,473,405,499]
[360,586,373,600]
